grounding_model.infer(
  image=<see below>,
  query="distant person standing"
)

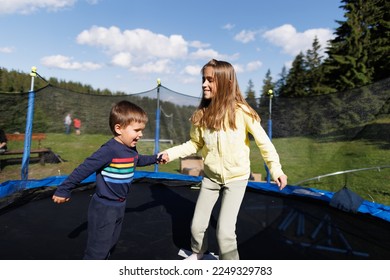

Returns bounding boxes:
[73,118,81,135]
[64,113,72,134]
[0,128,7,154]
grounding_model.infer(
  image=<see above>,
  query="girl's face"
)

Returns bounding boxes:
[202,66,216,100]
[114,121,145,147]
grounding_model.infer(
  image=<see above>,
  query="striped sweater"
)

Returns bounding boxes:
[54,138,157,203]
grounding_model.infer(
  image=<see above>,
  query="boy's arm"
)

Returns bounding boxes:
[53,145,111,201]
[137,154,159,167]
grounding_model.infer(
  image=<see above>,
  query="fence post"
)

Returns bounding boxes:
[154,78,161,172]
[21,66,37,180]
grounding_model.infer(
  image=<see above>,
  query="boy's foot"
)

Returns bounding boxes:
[185,253,204,260]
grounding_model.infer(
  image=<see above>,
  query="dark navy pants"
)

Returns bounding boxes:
[83,194,126,260]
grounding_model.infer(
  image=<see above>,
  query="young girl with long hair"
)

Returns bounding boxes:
[161,59,288,260]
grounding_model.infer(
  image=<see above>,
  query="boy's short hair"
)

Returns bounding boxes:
[109,100,148,136]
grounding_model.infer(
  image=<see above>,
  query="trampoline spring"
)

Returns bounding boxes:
[311,214,331,239]
[278,210,298,231]
[297,213,305,236]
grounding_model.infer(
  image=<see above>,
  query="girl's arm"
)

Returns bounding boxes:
[245,113,286,181]
[165,125,203,161]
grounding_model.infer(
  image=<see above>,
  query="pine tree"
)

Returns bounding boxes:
[261,69,274,97]
[0,68,3,92]
[274,66,287,97]
[323,0,375,92]
[305,36,328,95]
[260,70,275,113]
[245,79,258,110]
[367,0,390,81]
[282,52,308,97]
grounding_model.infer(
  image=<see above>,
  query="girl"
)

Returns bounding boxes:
[161,59,288,260]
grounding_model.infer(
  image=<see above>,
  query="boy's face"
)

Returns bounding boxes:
[114,121,146,148]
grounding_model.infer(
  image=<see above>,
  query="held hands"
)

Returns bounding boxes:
[275,174,288,191]
[157,152,169,164]
[52,195,70,204]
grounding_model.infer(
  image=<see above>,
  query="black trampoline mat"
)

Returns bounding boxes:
[1,178,390,260]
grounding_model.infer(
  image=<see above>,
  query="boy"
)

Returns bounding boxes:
[53,100,161,259]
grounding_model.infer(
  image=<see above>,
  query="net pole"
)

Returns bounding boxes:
[265,90,273,184]
[154,79,161,172]
[21,67,37,180]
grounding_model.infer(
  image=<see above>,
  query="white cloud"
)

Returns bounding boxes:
[246,60,262,72]
[0,0,76,15]
[189,40,210,49]
[234,30,258,44]
[182,76,198,85]
[111,52,132,67]
[263,24,334,56]
[129,59,172,74]
[0,47,14,53]
[222,23,235,30]
[76,26,190,74]
[77,26,188,60]
[232,64,244,73]
[40,54,102,70]
[183,65,201,76]
[189,48,221,60]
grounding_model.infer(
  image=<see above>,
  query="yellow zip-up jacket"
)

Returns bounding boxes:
[166,105,285,184]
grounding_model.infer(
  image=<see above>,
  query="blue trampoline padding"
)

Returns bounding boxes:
[1,171,390,222]
[0,173,96,198]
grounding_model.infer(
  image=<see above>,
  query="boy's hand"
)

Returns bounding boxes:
[52,195,70,204]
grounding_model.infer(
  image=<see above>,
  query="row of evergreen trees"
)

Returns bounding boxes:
[0,67,125,95]
[246,0,389,99]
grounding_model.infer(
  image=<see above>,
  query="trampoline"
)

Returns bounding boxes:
[1,171,390,260]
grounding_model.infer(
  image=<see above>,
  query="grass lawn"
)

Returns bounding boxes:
[1,133,389,205]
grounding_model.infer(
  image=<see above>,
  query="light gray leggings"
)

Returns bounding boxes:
[190,177,247,260]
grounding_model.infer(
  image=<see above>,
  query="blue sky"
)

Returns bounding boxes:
[0,0,344,97]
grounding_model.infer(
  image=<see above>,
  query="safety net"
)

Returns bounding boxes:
[0,77,389,260]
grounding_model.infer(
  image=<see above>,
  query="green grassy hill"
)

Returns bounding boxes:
[1,132,389,205]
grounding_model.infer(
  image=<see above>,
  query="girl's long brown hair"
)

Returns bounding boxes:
[191,59,259,130]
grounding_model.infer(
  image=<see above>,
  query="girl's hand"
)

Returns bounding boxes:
[157,152,169,164]
[276,174,288,191]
